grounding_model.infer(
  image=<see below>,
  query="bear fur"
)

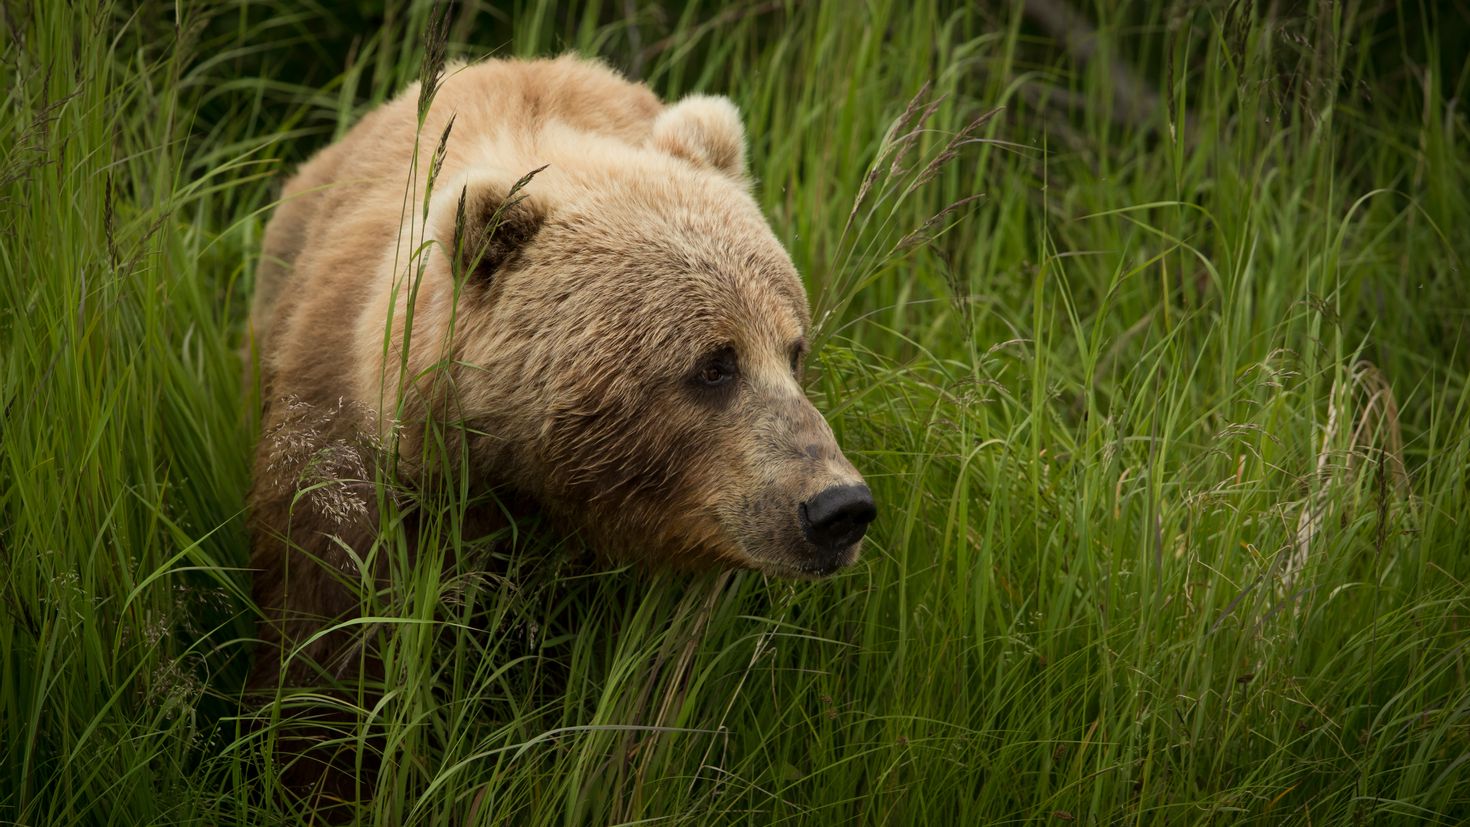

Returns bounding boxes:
[246,55,872,798]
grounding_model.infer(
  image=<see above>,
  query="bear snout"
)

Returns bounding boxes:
[793,483,876,574]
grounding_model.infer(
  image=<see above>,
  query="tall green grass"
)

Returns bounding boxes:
[3,1,1467,823]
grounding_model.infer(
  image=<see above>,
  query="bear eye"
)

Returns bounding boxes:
[692,346,738,389]
[789,338,808,377]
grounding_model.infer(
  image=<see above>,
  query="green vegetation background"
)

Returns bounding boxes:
[2,0,1467,823]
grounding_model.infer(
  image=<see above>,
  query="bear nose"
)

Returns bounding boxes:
[799,484,876,551]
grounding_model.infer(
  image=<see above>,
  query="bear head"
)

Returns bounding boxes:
[364,95,875,577]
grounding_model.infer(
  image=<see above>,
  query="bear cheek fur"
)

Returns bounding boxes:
[540,383,735,566]
[521,318,744,567]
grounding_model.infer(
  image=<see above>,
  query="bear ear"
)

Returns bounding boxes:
[443,168,549,287]
[650,95,748,181]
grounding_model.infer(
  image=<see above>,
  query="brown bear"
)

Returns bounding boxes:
[246,54,874,793]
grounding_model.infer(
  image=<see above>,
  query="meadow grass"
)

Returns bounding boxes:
[3,1,1468,824]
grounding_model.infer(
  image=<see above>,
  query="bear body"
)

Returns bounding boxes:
[248,55,873,701]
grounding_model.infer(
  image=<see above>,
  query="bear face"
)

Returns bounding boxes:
[366,98,875,577]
